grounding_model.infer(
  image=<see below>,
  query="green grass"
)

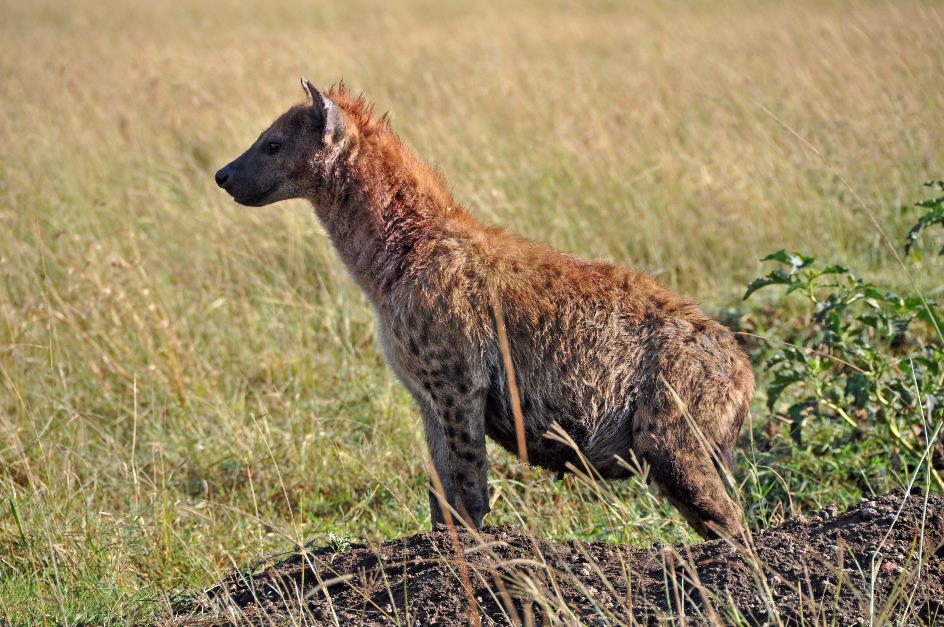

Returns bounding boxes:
[1,0,943,623]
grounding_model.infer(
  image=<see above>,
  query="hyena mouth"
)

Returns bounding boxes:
[233,184,276,207]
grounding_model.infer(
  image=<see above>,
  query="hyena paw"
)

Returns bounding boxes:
[460,484,489,527]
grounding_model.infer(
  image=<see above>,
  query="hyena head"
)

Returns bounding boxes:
[215,79,346,206]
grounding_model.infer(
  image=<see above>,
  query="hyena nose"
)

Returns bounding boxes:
[214,167,231,188]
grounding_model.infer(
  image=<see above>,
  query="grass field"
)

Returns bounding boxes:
[2,0,943,623]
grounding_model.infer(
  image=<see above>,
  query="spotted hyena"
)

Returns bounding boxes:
[215,79,754,539]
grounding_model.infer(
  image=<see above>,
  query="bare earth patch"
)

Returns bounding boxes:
[166,493,943,625]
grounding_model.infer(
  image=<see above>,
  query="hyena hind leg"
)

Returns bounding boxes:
[638,434,744,540]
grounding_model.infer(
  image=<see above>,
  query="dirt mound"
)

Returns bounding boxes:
[167,492,943,625]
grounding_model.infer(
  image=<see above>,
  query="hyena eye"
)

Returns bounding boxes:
[265,141,281,155]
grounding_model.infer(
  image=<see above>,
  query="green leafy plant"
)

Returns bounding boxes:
[905,180,944,255]
[326,531,353,554]
[744,183,944,488]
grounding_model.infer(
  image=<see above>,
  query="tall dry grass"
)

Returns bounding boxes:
[1,0,943,622]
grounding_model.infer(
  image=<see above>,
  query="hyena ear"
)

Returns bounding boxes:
[300,77,317,105]
[300,77,344,144]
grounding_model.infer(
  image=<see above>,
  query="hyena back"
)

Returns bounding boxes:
[215,80,754,539]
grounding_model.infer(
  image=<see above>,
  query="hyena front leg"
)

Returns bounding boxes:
[422,388,489,528]
[417,398,456,527]
[444,392,490,527]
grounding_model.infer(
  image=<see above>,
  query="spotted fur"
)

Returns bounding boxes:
[215,80,755,538]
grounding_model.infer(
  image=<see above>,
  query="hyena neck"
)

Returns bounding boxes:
[308,127,471,303]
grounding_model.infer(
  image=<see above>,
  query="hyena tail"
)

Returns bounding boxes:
[718,400,749,471]
[714,400,749,493]
[719,446,735,470]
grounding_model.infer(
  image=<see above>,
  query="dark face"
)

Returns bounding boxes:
[215,80,344,207]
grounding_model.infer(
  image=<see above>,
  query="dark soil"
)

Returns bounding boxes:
[166,492,943,626]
